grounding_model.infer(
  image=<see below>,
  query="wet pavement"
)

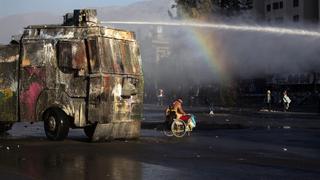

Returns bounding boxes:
[142,104,320,129]
[0,106,320,180]
[0,124,320,179]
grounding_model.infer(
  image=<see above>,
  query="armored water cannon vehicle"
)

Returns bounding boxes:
[0,9,144,141]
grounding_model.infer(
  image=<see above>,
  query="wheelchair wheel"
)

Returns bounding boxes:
[171,119,187,138]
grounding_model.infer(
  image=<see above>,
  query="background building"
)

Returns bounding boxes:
[253,0,319,24]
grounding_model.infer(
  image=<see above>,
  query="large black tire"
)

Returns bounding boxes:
[43,109,69,141]
[0,123,13,134]
[84,124,96,139]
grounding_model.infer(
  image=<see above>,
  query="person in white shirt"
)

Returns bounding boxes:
[282,90,291,112]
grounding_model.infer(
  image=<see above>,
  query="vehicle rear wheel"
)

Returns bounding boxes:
[171,119,186,138]
[84,124,97,139]
[43,109,69,141]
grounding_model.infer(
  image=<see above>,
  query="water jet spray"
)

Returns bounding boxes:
[101,21,320,38]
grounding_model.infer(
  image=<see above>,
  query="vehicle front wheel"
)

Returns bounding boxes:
[43,109,69,141]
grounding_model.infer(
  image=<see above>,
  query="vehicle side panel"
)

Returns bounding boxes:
[0,45,19,122]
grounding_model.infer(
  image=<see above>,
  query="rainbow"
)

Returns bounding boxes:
[187,27,231,83]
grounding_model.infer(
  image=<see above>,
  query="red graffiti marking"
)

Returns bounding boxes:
[20,82,43,120]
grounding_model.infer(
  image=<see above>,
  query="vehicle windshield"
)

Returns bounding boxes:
[89,37,142,75]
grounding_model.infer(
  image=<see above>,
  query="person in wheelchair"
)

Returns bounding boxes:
[165,98,196,131]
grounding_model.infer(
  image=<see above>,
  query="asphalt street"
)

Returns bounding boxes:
[142,104,320,130]
[0,128,319,179]
[0,106,319,180]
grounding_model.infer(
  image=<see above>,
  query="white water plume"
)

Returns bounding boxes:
[101,19,320,85]
[101,21,320,38]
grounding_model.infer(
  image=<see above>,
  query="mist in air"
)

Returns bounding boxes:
[104,16,320,91]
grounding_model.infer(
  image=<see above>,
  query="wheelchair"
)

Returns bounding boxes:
[163,107,190,138]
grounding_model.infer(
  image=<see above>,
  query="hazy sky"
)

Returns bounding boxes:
[0,0,144,17]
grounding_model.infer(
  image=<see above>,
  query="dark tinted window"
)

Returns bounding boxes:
[97,38,141,75]
[57,42,72,70]
[113,40,125,73]
[57,41,87,73]
[23,41,46,66]
[129,42,142,75]
[279,2,283,9]
[266,4,271,12]
[87,39,99,73]
[121,41,134,74]
[100,38,114,73]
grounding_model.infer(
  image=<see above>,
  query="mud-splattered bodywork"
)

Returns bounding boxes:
[0,44,19,123]
[0,9,144,139]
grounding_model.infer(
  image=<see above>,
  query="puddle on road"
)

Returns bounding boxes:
[0,143,182,180]
[0,123,187,179]
[5,122,44,138]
